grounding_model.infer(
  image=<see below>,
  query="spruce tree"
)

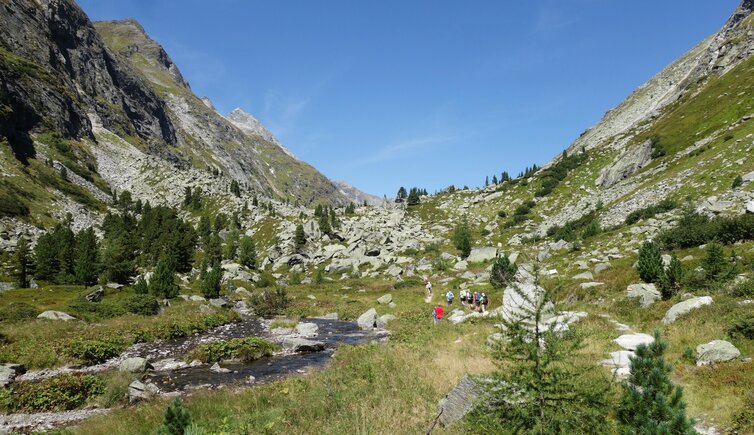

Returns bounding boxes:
[294,223,307,250]
[658,254,683,300]
[490,255,516,288]
[485,176,489,187]
[617,330,695,434]
[637,241,664,283]
[157,398,192,435]
[56,225,76,284]
[732,175,743,189]
[230,180,241,197]
[238,237,257,269]
[407,187,420,206]
[476,279,613,433]
[183,186,192,207]
[14,237,30,289]
[702,241,730,281]
[318,212,332,236]
[133,275,149,295]
[397,187,407,200]
[222,229,238,260]
[492,175,498,185]
[74,228,99,286]
[197,216,211,244]
[34,232,59,281]
[150,257,179,299]
[201,263,222,299]
[203,234,222,266]
[452,217,473,258]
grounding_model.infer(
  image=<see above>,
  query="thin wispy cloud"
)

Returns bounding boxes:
[533,5,576,35]
[352,135,454,167]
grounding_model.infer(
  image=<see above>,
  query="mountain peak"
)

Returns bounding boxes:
[226,108,296,157]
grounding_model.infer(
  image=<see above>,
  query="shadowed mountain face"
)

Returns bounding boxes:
[0,0,365,206]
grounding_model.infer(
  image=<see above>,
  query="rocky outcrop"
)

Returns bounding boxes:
[662,296,713,324]
[596,140,653,188]
[437,375,484,427]
[696,340,741,366]
[626,283,662,307]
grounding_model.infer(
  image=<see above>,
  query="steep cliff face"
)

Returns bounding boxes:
[0,0,177,161]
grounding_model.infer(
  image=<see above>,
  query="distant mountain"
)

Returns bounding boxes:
[226,108,294,158]
[333,181,383,206]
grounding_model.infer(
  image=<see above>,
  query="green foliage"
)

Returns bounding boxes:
[10,374,104,413]
[732,175,743,189]
[406,187,421,206]
[617,330,695,434]
[158,398,192,435]
[547,212,601,242]
[636,241,664,283]
[229,180,241,198]
[452,217,473,258]
[475,282,614,433]
[133,312,238,343]
[396,187,407,200]
[238,236,257,269]
[0,302,38,323]
[394,276,423,289]
[658,254,683,300]
[658,208,754,249]
[702,242,734,281]
[295,223,307,250]
[69,338,127,365]
[122,294,160,316]
[73,227,99,286]
[201,264,222,299]
[318,211,332,235]
[534,150,588,197]
[650,136,667,159]
[624,199,677,225]
[0,181,30,217]
[150,257,179,299]
[13,236,30,288]
[133,276,149,294]
[731,391,754,434]
[186,337,276,363]
[726,313,754,340]
[490,255,516,288]
[249,287,289,317]
[431,257,450,272]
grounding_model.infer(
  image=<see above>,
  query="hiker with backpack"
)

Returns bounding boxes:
[424,277,433,297]
[474,291,482,312]
[432,303,444,324]
[459,289,467,308]
[481,292,489,313]
[446,289,454,305]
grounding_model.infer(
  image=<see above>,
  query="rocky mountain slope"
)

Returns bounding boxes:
[0,0,370,229]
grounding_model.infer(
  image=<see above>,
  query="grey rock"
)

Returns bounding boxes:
[128,380,159,402]
[0,363,24,387]
[152,358,189,371]
[318,313,339,320]
[189,295,206,302]
[295,322,319,337]
[696,340,741,366]
[453,261,468,271]
[662,296,713,324]
[377,294,393,305]
[210,362,231,373]
[626,283,662,307]
[119,357,150,373]
[614,333,654,351]
[594,263,611,274]
[580,282,604,289]
[209,298,228,308]
[37,311,76,321]
[573,271,593,281]
[357,308,384,330]
[595,140,653,188]
[85,287,104,302]
[379,314,397,325]
[467,247,497,263]
[281,337,326,352]
[437,375,484,427]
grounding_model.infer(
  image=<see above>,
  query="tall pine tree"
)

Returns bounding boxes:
[149,257,179,299]
[74,228,99,286]
[14,237,30,289]
[238,236,257,269]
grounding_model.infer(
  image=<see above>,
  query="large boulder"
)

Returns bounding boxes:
[626,283,662,307]
[0,363,24,387]
[696,340,741,366]
[595,140,653,188]
[662,296,713,324]
[437,375,484,427]
[37,311,76,321]
[295,322,319,337]
[357,308,384,330]
[281,337,326,352]
[151,358,189,371]
[467,247,497,263]
[502,283,552,323]
[614,333,654,351]
[377,294,393,305]
[128,380,159,403]
[573,271,593,281]
[119,357,150,373]
[85,287,104,302]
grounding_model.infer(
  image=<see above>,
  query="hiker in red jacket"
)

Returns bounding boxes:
[433,303,444,324]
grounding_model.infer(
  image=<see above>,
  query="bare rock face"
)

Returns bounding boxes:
[437,375,484,427]
[595,140,653,188]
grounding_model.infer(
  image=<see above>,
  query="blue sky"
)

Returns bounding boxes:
[78,0,739,198]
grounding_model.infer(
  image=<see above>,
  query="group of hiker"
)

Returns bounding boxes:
[425,278,490,324]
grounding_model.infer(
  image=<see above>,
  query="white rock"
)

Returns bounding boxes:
[614,333,654,351]
[662,296,713,324]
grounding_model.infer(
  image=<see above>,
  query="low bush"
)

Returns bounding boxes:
[68,338,127,365]
[624,199,677,225]
[249,287,289,317]
[122,294,161,316]
[0,302,38,322]
[730,278,754,297]
[394,276,423,289]
[490,256,516,288]
[133,312,239,343]
[659,209,754,249]
[727,313,754,340]
[10,374,104,412]
[186,337,276,363]
[547,212,601,242]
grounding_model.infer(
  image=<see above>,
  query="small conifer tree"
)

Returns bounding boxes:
[452,217,473,258]
[490,255,516,288]
[133,275,149,294]
[74,228,99,286]
[150,257,179,299]
[658,254,683,300]
[294,223,306,250]
[637,241,664,283]
[201,264,222,299]
[14,237,30,289]
[732,175,743,189]
[617,330,695,434]
[238,237,257,269]
[702,241,731,281]
[158,398,192,435]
